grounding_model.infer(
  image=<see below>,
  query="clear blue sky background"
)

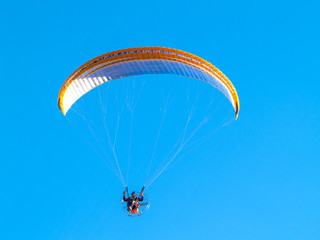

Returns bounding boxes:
[1,0,319,239]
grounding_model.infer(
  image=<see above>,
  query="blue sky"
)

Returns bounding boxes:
[1,0,320,239]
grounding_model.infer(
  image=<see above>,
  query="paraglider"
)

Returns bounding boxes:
[58,47,240,216]
[122,187,148,216]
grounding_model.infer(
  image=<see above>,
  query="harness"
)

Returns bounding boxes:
[128,197,140,206]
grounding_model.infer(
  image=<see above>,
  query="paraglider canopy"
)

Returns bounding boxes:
[58,47,239,118]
